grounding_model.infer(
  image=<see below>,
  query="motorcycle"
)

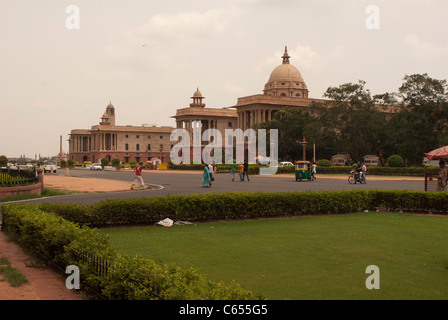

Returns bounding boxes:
[348,169,364,184]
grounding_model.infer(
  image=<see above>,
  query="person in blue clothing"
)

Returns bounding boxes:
[202,164,211,187]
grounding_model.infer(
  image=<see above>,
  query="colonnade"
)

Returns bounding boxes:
[71,133,119,152]
[176,119,219,132]
[237,109,277,131]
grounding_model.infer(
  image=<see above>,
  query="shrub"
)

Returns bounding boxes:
[387,155,404,167]
[318,159,332,167]
[100,158,109,167]
[0,155,7,167]
[111,158,121,167]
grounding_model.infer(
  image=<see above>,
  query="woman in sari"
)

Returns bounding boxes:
[202,164,211,187]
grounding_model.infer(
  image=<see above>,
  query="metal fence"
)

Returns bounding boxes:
[0,168,39,187]
[74,249,166,300]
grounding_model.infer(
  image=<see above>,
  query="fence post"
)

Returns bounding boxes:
[37,168,44,191]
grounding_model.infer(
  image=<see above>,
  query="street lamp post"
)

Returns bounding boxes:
[299,137,308,161]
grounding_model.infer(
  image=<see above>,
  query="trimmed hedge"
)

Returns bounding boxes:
[0,204,259,300]
[9,190,448,229]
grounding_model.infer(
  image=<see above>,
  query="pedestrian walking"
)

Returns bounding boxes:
[311,161,317,180]
[131,162,146,190]
[208,163,215,182]
[237,162,244,181]
[203,164,211,187]
[230,160,237,181]
[436,159,447,191]
[361,162,367,184]
[243,160,250,182]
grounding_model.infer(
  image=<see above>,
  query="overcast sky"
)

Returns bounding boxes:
[1,0,447,158]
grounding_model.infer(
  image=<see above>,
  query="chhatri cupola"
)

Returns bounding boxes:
[263,46,309,98]
[190,88,206,108]
[100,101,116,126]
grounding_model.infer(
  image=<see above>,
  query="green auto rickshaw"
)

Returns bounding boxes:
[295,161,311,181]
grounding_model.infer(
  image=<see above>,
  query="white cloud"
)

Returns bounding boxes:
[137,6,243,41]
[404,34,448,57]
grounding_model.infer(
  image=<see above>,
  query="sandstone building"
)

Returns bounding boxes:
[68,47,393,164]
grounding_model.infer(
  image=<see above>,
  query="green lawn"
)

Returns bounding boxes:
[100,212,448,300]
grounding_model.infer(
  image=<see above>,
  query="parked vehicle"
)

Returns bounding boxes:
[43,160,57,173]
[348,169,364,184]
[90,163,103,171]
[279,161,294,167]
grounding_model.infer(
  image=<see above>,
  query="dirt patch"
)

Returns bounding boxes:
[44,175,132,192]
[0,279,41,300]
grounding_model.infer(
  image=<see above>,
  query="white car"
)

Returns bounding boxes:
[43,160,57,173]
[279,161,294,167]
[90,163,103,171]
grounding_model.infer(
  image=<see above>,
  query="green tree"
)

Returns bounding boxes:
[111,158,121,167]
[311,80,389,163]
[100,158,109,167]
[0,155,7,167]
[259,108,316,161]
[388,74,448,164]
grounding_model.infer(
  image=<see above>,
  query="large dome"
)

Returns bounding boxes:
[263,46,309,98]
[268,63,305,83]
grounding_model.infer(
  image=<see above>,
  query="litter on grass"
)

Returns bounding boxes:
[156,218,193,227]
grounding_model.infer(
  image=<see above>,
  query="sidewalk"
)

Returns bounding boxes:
[0,231,82,300]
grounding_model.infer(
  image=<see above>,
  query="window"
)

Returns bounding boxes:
[147,135,151,139]
[160,135,163,139]
[136,157,140,163]
[125,135,128,138]
[136,135,139,138]
[136,144,140,151]
[280,93,286,96]
[228,122,232,127]
[125,157,129,163]
[125,143,129,151]
[160,144,163,151]
[147,144,151,151]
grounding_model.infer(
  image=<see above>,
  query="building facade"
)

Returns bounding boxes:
[69,102,174,164]
[69,46,395,164]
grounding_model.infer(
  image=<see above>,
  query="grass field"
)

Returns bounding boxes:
[100,212,448,300]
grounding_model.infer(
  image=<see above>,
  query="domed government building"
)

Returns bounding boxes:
[68,47,353,164]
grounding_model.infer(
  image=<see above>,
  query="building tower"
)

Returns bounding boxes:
[263,46,309,98]
[100,101,116,126]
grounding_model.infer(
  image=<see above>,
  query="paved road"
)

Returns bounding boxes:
[3,168,424,205]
